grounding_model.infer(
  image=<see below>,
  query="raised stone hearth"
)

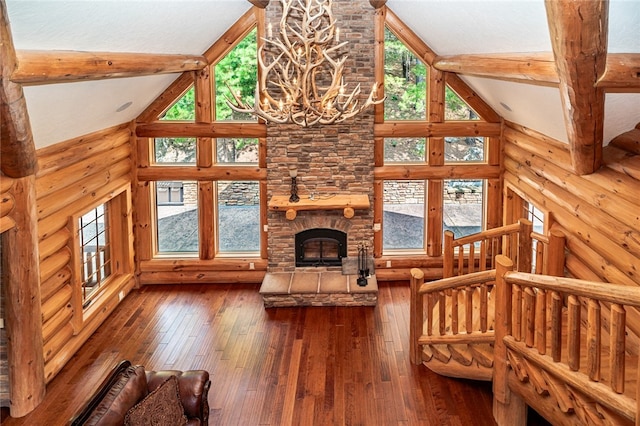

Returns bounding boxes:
[260,271,377,308]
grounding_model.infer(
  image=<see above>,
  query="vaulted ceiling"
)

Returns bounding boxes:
[5,0,640,150]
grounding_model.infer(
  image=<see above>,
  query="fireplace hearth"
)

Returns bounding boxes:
[295,228,347,267]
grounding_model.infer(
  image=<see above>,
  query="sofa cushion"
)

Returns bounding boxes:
[84,365,148,426]
[124,375,187,426]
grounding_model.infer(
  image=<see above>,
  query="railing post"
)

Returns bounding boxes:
[410,268,425,365]
[493,255,526,425]
[546,229,566,276]
[517,219,532,272]
[444,231,454,278]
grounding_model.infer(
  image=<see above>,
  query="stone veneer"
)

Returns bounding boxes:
[265,0,377,272]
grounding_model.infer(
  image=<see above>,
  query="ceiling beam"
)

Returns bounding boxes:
[545,0,608,175]
[11,50,207,85]
[0,0,37,178]
[434,52,640,90]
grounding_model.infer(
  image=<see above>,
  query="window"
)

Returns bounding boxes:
[216,138,259,164]
[444,136,485,163]
[383,180,425,252]
[215,29,258,121]
[78,204,111,305]
[217,181,260,253]
[384,27,427,121]
[443,179,484,239]
[161,86,195,121]
[384,137,426,163]
[523,200,546,273]
[445,85,479,121]
[154,138,196,164]
[156,181,199,254]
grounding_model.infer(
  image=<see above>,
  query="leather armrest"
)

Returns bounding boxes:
[146,370,210,422]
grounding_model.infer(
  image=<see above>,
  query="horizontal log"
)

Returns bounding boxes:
[452,222,520,246]
[374,164,500,180]
[37,123,131,176]
[41,283,72,324]
[418,331,495,346]
[39,247,71,284]
[434,52,558,86]
[418,270,496,294]
[597,53,640,89]
[39,227,71,262]
[503,123,572,170]
[42,304,73,344]
[139,258,267,272]
[375,268,443,281]
[375,121,501,138]
[609,128,640,155]
[606,154,640,182]
[374,255,443,269]
[37,160,130,220]
[13,50,206,85]
[37,177,130,241]
[136,121,266,138]
[40,266,72,303]
[137,165,266,181]
[43,322,74,363]
[138,270,266,284]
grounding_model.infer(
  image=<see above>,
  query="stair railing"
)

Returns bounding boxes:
[494,255,640,425]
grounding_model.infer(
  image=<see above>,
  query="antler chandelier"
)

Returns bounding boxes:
[226,0,384,127]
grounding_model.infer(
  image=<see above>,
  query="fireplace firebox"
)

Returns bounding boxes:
[295,228,347,267]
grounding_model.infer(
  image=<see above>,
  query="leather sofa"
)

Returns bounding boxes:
[69,360,210,425]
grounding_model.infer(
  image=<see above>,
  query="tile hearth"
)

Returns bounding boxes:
[259,271,378,308]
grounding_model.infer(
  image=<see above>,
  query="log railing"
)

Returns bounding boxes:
[443,219,533,278]
[494,255,640,425]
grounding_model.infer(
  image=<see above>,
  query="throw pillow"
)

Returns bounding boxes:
[124,375,187,426]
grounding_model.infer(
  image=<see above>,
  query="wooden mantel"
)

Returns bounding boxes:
[268,194,370,220]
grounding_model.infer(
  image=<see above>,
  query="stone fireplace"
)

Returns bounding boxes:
[264,0,377,273]
[295,228,347,267]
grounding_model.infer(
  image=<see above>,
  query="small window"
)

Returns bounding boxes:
[444,136,485,163]
[78,204,112,305]
[161,86,195,121]
[155,181,199,254]
[216,138,259,164]
[445,85,480,121]
[384,138,426,163]
[154,137,196,164]
[443,179,484,239]
[383,180,425,252]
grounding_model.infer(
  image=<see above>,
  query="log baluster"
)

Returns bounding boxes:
[426,293,433,337]
[524,287,536,348]
[451,289,459,334]
[610,303,626,394]
[535,288,546,355]
[567,295,581,371]
[443,231,454,278]
[512,285,523,341]
[480,284,488,332]
[586,299,601,382]
[438,291,446,335]
[479,239,487,271]
[465,286,473,334]
[468,243,475,273]
[550,291,562,362]
[517,219,533,272]
[457,245,465,276]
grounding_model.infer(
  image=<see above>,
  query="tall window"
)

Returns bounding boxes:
[156,181,199,254]
[443,180,485,239]
[78,204,111,305]
[217,181,260,253]
[384,27,426,121]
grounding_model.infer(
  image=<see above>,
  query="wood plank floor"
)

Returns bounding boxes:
[1,282,549,425]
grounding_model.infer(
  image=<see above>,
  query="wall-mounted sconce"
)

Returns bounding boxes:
[289,167,299,203]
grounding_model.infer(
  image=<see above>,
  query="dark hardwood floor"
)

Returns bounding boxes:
[1,282,550,425]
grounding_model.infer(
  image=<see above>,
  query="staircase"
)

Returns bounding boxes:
[410,220,640,425]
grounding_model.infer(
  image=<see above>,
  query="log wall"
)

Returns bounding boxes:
[503,121,640,288]
[34,123,136,382]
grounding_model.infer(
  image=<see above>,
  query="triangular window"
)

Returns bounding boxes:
[445,85,479,121]
[161,86,195,121]
[384,27,427,121]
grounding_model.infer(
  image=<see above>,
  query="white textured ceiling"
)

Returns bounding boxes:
[5,0,640,149]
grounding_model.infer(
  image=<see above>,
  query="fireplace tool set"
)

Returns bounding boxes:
[357,242,370,287]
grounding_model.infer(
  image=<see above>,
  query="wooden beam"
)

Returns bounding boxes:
[434,52,559,86]
[369,0,387,9]
[374,121,501,138]
[136,121,266,138]
[598,53,640,90]
[0,0,37,178]
[434,52,640,90]
[12,50,206,85]
[545,0,607,175]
